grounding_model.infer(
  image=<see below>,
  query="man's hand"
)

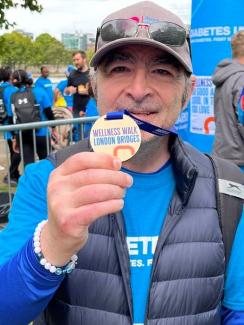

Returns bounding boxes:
[65,86,77,95]
[41,152,133,266]
[79,111,85,117]
[12,138,19,153]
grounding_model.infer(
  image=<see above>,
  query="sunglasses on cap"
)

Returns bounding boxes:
[95,19,187,51]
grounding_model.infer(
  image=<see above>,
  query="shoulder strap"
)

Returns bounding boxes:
[23,87,36,106]
[206,154,244,265]
[47,139,92,167]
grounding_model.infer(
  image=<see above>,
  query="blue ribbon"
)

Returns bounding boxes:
[105,110,177,136]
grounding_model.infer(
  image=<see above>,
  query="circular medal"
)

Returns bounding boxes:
[90,114,141,161]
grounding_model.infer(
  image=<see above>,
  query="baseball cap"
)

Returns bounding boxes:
[90,1,192,73]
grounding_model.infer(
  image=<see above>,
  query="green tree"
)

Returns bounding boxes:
[0,0,42,29]
[0,31,33,68]
[32,33,72,69]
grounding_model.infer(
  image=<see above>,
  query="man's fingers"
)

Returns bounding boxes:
[53,169,133,191]
[70,184,126,207]
[56,152,122,176]
[74,199,124,226]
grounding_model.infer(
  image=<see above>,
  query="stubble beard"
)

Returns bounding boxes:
[124,132,169,169]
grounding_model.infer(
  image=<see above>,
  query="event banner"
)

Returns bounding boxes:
[177,0,244,153]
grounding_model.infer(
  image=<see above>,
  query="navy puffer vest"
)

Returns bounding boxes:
[44,136,225,325]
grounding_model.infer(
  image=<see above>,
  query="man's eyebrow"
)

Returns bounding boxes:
[101,52,133,67]
[151,55,181,70]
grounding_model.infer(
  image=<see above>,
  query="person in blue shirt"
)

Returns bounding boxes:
[54,65,75,111]
[35,66,54,106]
[0,2,243,325]
[7,69,58,166]
[0,66,21,185]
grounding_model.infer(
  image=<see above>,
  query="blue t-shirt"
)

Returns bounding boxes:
[122,162,175,324]
[35,77,54,105]
[56,79,73,108]
[84,98,99,137]
[1,82,17,140]
[6,86,52,136]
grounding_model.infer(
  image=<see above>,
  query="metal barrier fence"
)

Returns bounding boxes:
[0,116,98,223]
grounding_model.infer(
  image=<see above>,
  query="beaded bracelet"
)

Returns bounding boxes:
[33,220,78,276]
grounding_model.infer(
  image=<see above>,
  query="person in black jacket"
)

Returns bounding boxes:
[8,70,58,166]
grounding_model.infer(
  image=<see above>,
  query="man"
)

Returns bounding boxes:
[35,66,54,105]
[212,31,244,171]
[65,50,90,117]
[65,51,90,141]
[0,2,243,325]
[214,32,244,322]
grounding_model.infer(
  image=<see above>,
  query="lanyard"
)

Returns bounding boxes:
[105,110,177,136]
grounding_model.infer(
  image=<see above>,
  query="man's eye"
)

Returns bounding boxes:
[110,66,129,73]
[152,68,171,75]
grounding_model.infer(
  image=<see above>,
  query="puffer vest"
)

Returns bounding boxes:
[44,136,225,325]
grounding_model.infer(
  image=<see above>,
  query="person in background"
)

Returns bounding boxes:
[65,51,90,116]
[65,51,90,141]
[35,66,54,106]
[8,69,57,166]
[212,31,244,325]
[0,2,243,325]
[54,65,75,111]
[0,66,21,185]
[212,31,244,172]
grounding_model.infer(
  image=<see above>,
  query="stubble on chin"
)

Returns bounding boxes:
[124,133,169,168]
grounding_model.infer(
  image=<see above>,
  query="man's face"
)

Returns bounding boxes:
[96,45,191,143]
[41,67,49,78]
[73,53,85,70]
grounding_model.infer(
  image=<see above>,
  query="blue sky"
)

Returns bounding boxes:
[5,0,191,40]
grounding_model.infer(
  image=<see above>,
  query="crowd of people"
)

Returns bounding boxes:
[0,1,243,325]
[0,51,99,185]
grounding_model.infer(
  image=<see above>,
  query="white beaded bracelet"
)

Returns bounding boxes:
[33,220,78,276]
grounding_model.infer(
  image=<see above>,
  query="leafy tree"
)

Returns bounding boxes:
[0,31,33,68]
[0,30,94,71]
[0,0,42,29]
[32,33,72,69]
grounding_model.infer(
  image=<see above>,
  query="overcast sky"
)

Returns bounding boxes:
[5,0,192,40]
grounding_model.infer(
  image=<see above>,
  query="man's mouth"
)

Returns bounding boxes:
[129,111,156,117]
[126,108,156,114]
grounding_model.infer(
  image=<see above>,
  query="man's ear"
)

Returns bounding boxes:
[182,75,196,110]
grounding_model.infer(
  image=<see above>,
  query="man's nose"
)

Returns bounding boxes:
[126,68,152,102]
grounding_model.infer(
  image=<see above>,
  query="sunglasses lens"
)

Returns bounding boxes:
[101,19,137,42]
[150,22,186,46]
